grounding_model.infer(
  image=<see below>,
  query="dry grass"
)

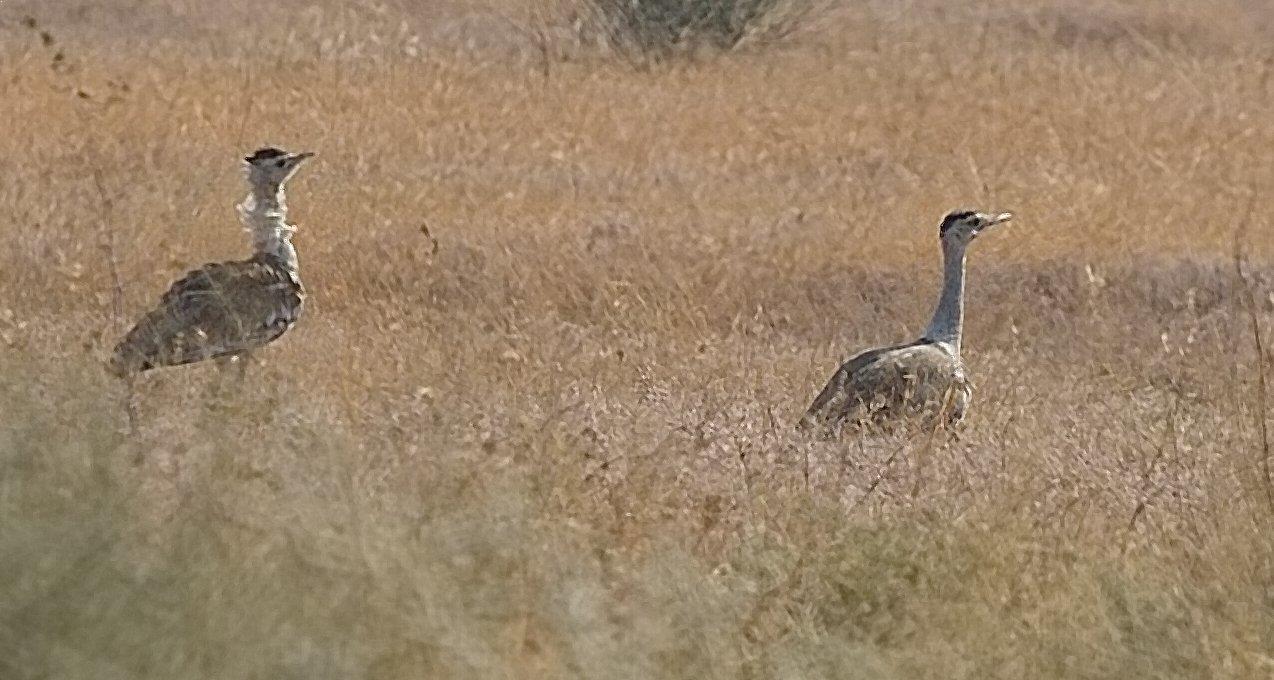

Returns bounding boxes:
[3,0,1274,677]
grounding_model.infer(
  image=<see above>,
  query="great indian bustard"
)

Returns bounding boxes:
[800,210,1014,433]
[109,147,314,377]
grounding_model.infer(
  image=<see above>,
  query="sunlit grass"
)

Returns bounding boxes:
[2,0,1273,677]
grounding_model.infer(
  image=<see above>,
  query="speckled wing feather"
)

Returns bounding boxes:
[800,339,970,431]
[801,343,903,428]
[110,253,304,376]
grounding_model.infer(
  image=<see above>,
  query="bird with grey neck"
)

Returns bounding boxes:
[800,209,1014,433]
[109,147,314,377]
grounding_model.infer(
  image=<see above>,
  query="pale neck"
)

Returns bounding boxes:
[920,238,967,354]
[237,182,298,270]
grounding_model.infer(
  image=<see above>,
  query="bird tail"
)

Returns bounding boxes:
[108,308,174,377]
[108,331,150,378]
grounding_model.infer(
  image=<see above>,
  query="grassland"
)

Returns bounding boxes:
[2,0,1274,677]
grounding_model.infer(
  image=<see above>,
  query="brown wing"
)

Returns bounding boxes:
[800,339,960,430]
[800,343,904,429]
[109,254,303,376]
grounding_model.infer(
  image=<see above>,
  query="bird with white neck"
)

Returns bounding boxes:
[801,209,1014,433]
[110,147,315,378]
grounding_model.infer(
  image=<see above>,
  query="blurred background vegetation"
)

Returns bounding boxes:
[2,0,1274,677]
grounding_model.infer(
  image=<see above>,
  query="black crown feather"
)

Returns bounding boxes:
[245,147,288,163]
[939,210,977,236]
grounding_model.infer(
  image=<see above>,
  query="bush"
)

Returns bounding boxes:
[582,0,823,58]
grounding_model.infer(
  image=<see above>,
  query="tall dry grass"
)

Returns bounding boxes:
[2,0,1274,677]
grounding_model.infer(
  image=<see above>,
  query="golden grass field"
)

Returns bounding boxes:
[3,0,1274,677]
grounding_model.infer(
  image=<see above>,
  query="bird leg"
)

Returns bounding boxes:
[207,353,251,401]
[213,354,236,376]
[232,352,251,383]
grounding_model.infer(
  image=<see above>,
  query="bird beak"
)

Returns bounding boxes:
[977,212,1013,234]
[291,151,315,162]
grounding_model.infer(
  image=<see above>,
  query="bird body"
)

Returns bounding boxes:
[802,339,970,431]
[801,210,1012,433]
[109,147,313,377]
[109,253,303,375]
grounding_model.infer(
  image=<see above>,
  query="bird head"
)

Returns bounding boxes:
[243,147,314,187]
[938,210,1014,245]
